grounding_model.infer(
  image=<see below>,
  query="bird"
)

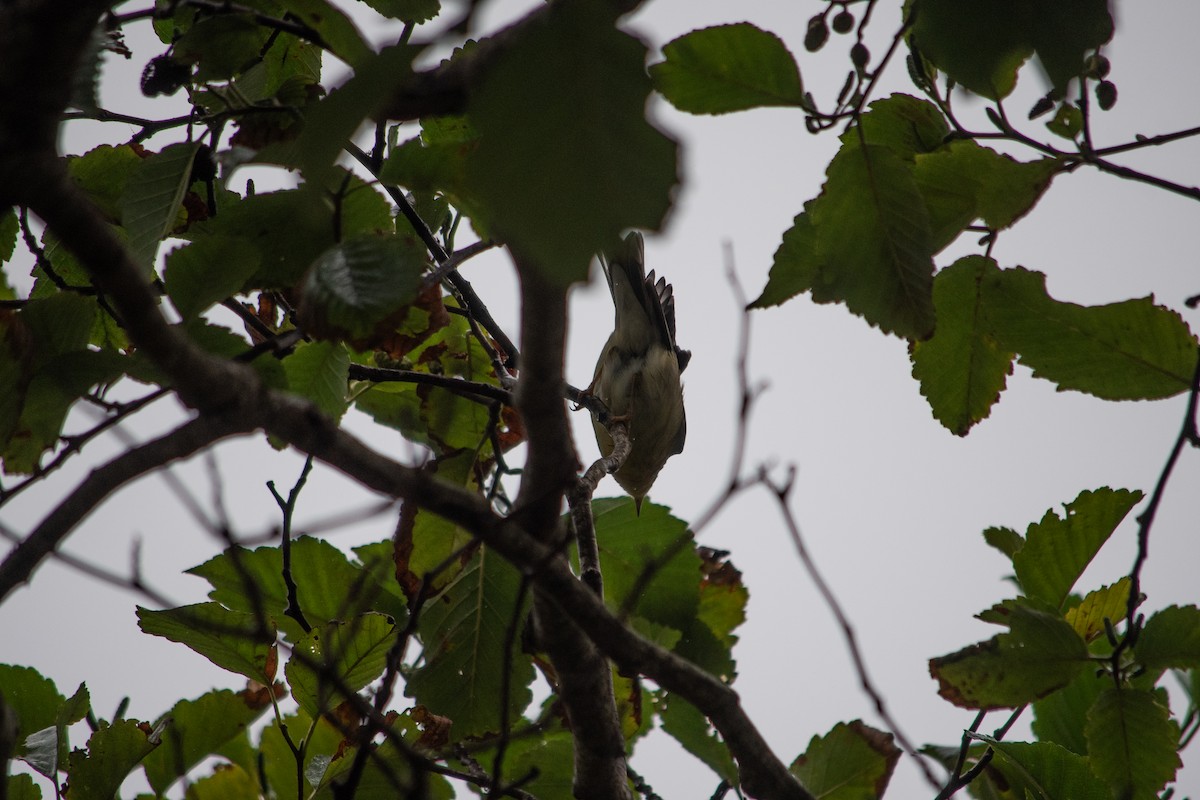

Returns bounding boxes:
[590,232,690,513]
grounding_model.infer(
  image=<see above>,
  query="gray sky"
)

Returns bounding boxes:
[4,1,1199,797]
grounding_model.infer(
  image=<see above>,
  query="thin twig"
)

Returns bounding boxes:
[765,472,941,789]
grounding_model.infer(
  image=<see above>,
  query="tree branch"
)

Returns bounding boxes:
[509,257,628,800]
[0,415,248,600]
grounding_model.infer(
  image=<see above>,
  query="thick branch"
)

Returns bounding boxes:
[511,259,627,800]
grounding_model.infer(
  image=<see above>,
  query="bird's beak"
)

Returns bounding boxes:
[634,496,643,515]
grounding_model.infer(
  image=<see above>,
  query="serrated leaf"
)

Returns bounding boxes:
[910,0,1032,99]
[466,0,677,283]
[120,142,201,271]
[296,44,417,185]
[0,665,64,742]
[1011,488,1142,608]
[592,498,700,629]
[0,206,18,268]
[775,141,936,338]
[651,23,805,114]
[141,689,271,794]
[1064,578,1131,641]
[930,603,1087,709]
[405,546,534,740]
[164,237,260,319]
[181,763,260,800]
[65,720,158,800]
[187,536,405,643]
[913,142,1059,251]
[499,731,574,800]
[269,0,372,67]
[359,0,440,23]
[286,613,395,717]
[136,603,277,684]
[68,144,144,222]
[1032,668,1107,755]
[258,710,347,799]
[1085,689,1180,800]
[658,693,737,784]
[983,267,1197,399]
[968,735,1110,800]
[282,340,349,420]
[911,256,1013,434]
[982,526,1024,560]
[298,234,426,343]
[6,774,41,800]
[851,94,950,160]
[1136,605,1200,673]
[790,720,901,800]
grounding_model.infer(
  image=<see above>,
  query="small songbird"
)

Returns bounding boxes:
[591,232,690,512]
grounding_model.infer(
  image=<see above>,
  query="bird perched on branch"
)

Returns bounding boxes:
[591,232,690,513]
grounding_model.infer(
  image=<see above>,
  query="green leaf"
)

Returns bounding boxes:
[65,720,158,800]
[18,683,89,777]
[353,311,501,455]
[916,0,1111,100]
[189,178,391,288]
[286,613,395,717]
[789,720,901,800]
[0,665,64,741]
[651,23,805,114]
[1046,103,1084,140]
[985,266,1197,400]
[174,15,270,81]
[269,0,372,67]
[1064,578,1131,641]
[136,603,277,684]
[929,603,1087,709]
[911,256,1014,435]
[406,546,534,740]
[912,142,1059,251]
[696,547,748,648]
[187,536,405,643]
[141,688,272,795]
[466,0,677,283]
[298,234,426,343]
[181,763,260,800]
[592,499,700,630]
[359,0,440,23]
[282,340,349,420]
[1085,689,1181,800]
[755,142,936,339]
[6,774,41,800]
[120,142,201,271]
[1136,605,1200,673]
[1011,488,1142,608]
[982,526,1024,560]
[68,144,144,222]
[658,693,737,784]
[1031,667,1107,756]
[164,237,260,320]
[497,731,575,800]
[0,206,18,267]
[851,94,950,160]
[258,710,346,799]
[296,45,417,185]
[910,0,1032,99]
[393,453,475,591]
[968,735,1110,800]
[1026,0,1114,93]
